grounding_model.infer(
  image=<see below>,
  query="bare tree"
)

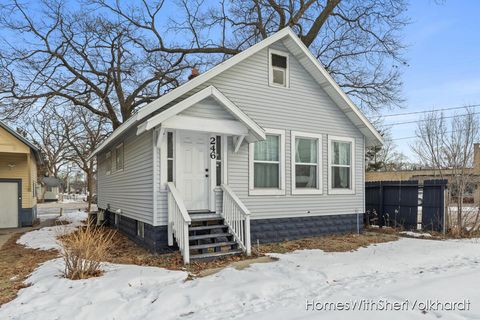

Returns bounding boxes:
[366,130,406,171]
[411,108,480,234]
[0,0,408,128]
[57,108,109,213]
[25,110,72,179]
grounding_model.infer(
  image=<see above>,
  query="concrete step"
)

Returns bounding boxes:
[190,249,243,260]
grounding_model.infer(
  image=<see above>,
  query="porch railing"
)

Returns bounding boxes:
[220,184,251,255]
[167,182,192,264]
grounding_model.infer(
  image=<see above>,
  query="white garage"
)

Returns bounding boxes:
[0,181,20,228]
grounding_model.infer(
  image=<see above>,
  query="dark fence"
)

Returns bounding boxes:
[365,179,447,232]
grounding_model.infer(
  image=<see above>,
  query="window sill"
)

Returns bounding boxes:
[328,188,355,195]
[292,188,323,195]
[249,188,285,196]
[268,82,289,89]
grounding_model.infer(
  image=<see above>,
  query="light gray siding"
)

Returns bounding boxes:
[154,40,365,222]
[180,97,235,120]
[97,128,154,224]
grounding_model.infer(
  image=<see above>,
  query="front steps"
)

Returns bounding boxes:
[188,212,242,260]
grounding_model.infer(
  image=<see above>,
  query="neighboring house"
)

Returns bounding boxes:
[0,122,41,228]
[37,176,62,202]
[366,143,480,203]
[89,28,383,263]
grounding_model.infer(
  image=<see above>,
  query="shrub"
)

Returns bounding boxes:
[60,224,116,280]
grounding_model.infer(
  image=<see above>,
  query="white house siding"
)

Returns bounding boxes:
[179,97,235,120]
[97,128,154,224]
[153,40,365,222]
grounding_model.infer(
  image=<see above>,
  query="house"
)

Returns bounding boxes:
[0,122,41,228]
[366,143,480,203]
[37,176,62,202]
[89,28,383,263]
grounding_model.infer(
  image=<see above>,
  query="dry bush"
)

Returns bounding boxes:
[60,224,116,280]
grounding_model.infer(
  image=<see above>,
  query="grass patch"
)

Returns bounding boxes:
[255,232,399,254]
[0,233,58,306]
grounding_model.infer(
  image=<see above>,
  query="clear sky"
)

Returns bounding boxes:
[384,0,480,160]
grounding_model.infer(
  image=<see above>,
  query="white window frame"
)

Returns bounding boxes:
[105,151,112,176]
[249,128,286,196]
[137,221,145,238]
[291,131,322,195]
[115,142,124,172]
[268,49,290,88]
[328,135,355,195]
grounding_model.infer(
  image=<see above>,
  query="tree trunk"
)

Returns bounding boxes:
[86,167,94,214]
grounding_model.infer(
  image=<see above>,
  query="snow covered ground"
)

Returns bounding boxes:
[2,230,480,319]
[18,210,87,250]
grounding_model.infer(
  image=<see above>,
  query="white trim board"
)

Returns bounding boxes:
[290,131,323,195]
[248,128,286,196]
[140,86,265,141]
[327,135,356,195]
[88,27,382,160]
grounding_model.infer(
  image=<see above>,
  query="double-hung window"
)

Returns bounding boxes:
[249,128,285,195]
[291,131,322,194]
[328,136,355,194]
[269,49,289,88]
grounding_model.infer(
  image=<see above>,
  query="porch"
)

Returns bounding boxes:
[137,86,265,263]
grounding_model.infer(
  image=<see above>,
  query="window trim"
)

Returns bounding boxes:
[327,135,355,195]
[268,49,290,88]
[115,142,124,172]
[249,128,286,196]
[105,151,112,176]
[291,131,323,195]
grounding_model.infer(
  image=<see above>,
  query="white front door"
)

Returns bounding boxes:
[177,131,209,211]
[0,182,19,228]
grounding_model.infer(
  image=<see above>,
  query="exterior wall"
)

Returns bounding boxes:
[0,126,37,212]
[155,40,365,223]
[0,153,35,210]
[97,128,154,224]
[104,210,171,253]
[251,213,363,243]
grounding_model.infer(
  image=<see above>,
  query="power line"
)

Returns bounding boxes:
[379,111,480,128]
[392,128,475,141]
[372,103,480,119]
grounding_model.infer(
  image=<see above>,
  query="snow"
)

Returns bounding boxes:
[2,237,480,319]
[400,231,433,238]
[17,210,87,251]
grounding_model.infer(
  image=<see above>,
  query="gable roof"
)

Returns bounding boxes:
[89,27,382,160]
[138,85,266,141]
[0,121,41,162]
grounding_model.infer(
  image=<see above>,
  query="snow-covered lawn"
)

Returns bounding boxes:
[1,226,480,319]
[18,210,87,250]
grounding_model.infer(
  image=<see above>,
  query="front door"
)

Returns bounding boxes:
[177,131,209,211]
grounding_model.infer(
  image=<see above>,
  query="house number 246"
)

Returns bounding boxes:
[210,137,217,159]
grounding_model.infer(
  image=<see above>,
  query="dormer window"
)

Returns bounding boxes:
[269,49,289,88]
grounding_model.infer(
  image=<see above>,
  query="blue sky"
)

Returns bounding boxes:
[385,0,480,159]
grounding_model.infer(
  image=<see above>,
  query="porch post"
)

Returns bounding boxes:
[245,215,251,256]
[167,191,173,246]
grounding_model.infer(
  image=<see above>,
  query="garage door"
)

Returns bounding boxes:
[0,182,19,228]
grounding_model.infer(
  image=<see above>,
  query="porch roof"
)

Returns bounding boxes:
[137,86,266,141]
